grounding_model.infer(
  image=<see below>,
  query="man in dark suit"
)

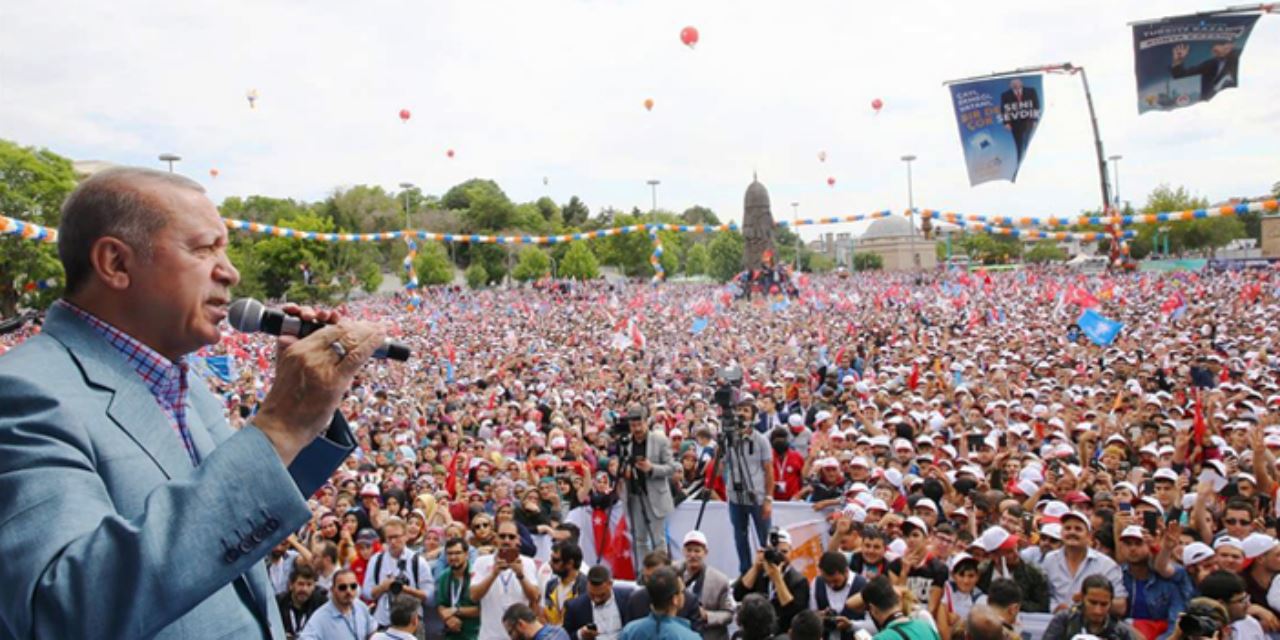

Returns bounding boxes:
[0,167,381,639]
[1171,40,1242,102]
[999,78,1040,168]
[625,550,702,628]
[563,565,635,640]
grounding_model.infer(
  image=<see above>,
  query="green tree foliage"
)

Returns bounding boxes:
[1128,184,1242,257]
[220,195,311,225]
[707,231,744,283]
[470,244,509,284]
[684,243,709,276]
[562,196,590,227]
[441,179,507,211]
[955,233,1019,265]
[0,140,75,315]
[680,205,720,226]
[511,247,551,282]
[852,253,883,271]
[597,214,656,277]
[414,242,454,286]
[559,241,600,280]
[1025,240,1068,264]
[535,197,562,227]
[465,263,489,289]
[810,254,837,273]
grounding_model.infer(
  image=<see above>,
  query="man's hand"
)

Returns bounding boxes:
[579,627,599,640]
[762,498,773,520]
[835,616,853,631]
[634,458,653,473]
[445,616,462,632]
[255,310,386,466]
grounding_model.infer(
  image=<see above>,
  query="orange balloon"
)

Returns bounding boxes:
[209,168,219,178]
[644,98,654,111]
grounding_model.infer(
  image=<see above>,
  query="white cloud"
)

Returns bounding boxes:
[2,0,1276,240]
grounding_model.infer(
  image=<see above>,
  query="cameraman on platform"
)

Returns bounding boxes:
[719,395,775,574]
[363,516,435,632]
[618,403,676,568]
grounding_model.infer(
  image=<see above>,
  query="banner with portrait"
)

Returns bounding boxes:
[948,74,1044,186]
[1132,12,1260,113]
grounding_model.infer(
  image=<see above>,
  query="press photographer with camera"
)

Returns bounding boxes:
[732,529,810,633]
[363,516,435,631]
[717,392,776,574]
[616,403,676,567]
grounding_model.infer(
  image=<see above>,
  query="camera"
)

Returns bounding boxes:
[763,529,786,565]
[714,367,743,411]
[822,609,840,632]
[389,559,409,596]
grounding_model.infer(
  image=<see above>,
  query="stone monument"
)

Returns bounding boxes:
[742,173,776,271]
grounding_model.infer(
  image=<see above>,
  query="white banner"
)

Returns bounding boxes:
[664,501,831,577]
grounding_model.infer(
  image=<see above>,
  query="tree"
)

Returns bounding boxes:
[1025,240,1068,264]
[235,211,336,301]
[465,263,489,289]
[534,197,562,227]
[463,187,515,232]
[0,140,75,315]
[810,254,837,273]
[511,247,551,282]
[852,253,883,271]
[441,179,507,211]
[414,242,454,286]
[707,231,744,283]
[1136,184,1242,256]
[598,214,656,277]
[562,196,590,227]
[680,205,720,226]
[559,241,600,281]
[684,243,709,276]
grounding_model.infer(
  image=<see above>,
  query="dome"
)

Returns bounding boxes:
[860,216,915,240]
[744,173,770,208]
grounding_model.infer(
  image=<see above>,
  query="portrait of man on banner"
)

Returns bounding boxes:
[947,73,1044,186]
[1132,12,1260,113]
[999,77,1040,168]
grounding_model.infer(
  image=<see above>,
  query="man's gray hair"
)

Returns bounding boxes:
[57,167,206,295]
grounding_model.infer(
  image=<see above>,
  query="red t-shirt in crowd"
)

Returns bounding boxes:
[773,449,805,500]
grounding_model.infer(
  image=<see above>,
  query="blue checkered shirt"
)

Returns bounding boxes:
[58,300,201,466]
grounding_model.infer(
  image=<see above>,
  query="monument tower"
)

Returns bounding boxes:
[742,173,775,271]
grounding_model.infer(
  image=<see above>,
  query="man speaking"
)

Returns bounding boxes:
[0,167,385,639]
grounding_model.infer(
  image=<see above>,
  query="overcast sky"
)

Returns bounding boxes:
[2,1,1277,239]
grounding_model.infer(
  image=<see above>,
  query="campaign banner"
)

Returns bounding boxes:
[1133,12,1260,113]
[948,74,1044,185]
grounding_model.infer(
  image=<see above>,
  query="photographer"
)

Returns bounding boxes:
[1041,575,1141,640]
[363,516,435,632]
[617,404,676,566]
[732,531,810,633]
[719,396,776,573]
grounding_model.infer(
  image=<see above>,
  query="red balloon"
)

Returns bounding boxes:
[446,149,455,159]
[871,98,883,113]
[209,168,219,178]
[680,26,699,48]
[827,177,836,187]
[399,109,411,122]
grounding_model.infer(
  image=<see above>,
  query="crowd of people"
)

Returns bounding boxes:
[5,260,1280,640]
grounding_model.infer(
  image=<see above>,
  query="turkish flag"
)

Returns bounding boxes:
[907,363,920,391]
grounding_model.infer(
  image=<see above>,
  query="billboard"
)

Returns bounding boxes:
[1133,12,1260,113]
[948,74,1044,186]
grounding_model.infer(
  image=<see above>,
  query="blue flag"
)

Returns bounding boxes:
[1077,309,1124,346]
[690,317,709,335]
[197,355,236,383]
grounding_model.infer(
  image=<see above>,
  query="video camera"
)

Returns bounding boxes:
[610,405,646,436]
[389,558,409,596]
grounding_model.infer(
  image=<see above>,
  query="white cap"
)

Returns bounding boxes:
[843,504,868,523]
[1040,523,1063,541]
[977,526,1018,552]
[683,530,709,548]
[1183,542,1215,566]
[866,498,889,512]
[887,539,907,559]
[949,552,978,572]
[788,414,805,427]
[1214,536,1244,551]
[850,456,870,468]
[816,457,840,470]
[914,500,939,513]
[1153,468,1179,484]
[815,410,833,423]
[1042,501,1070,522]
[904,516,929,536]
[1119,526,1146,541]
[360,483,380,497]
[1242,533,1278,559]
[1061,511,1092,531]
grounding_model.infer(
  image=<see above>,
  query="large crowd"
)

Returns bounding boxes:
[5,264,1280,640]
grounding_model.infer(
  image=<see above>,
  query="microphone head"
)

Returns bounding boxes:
[227,298,264,333]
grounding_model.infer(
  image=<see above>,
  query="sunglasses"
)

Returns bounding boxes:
[1223,518,1250,526]
[335,584,358,592]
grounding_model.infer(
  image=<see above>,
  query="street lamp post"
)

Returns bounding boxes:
[901,155,917,235]
[790,202,800,270]
[158,153,181,173]
[1108,155,1123,210]
[398,182,415,230]
[646,180,661,213]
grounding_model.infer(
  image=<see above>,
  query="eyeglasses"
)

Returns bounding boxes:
[1224,518,1250,526]
[473,522,492,529]
[335,584,358,592]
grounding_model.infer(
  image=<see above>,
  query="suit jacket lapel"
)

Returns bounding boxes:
[43,305,193,481]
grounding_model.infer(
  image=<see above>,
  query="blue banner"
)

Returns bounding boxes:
[196,355,236,383]
[948,74,1043,185]
[1077,309,1124,346]
[1133,13,1259,113]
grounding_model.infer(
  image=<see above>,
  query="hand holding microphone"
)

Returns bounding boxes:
[228,299,394,465]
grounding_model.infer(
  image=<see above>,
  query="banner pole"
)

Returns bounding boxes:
[1075,65,1113,211]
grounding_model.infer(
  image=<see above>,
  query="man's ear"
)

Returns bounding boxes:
[87,236,136,291]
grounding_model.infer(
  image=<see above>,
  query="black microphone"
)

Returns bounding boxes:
[227,298,410,362]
